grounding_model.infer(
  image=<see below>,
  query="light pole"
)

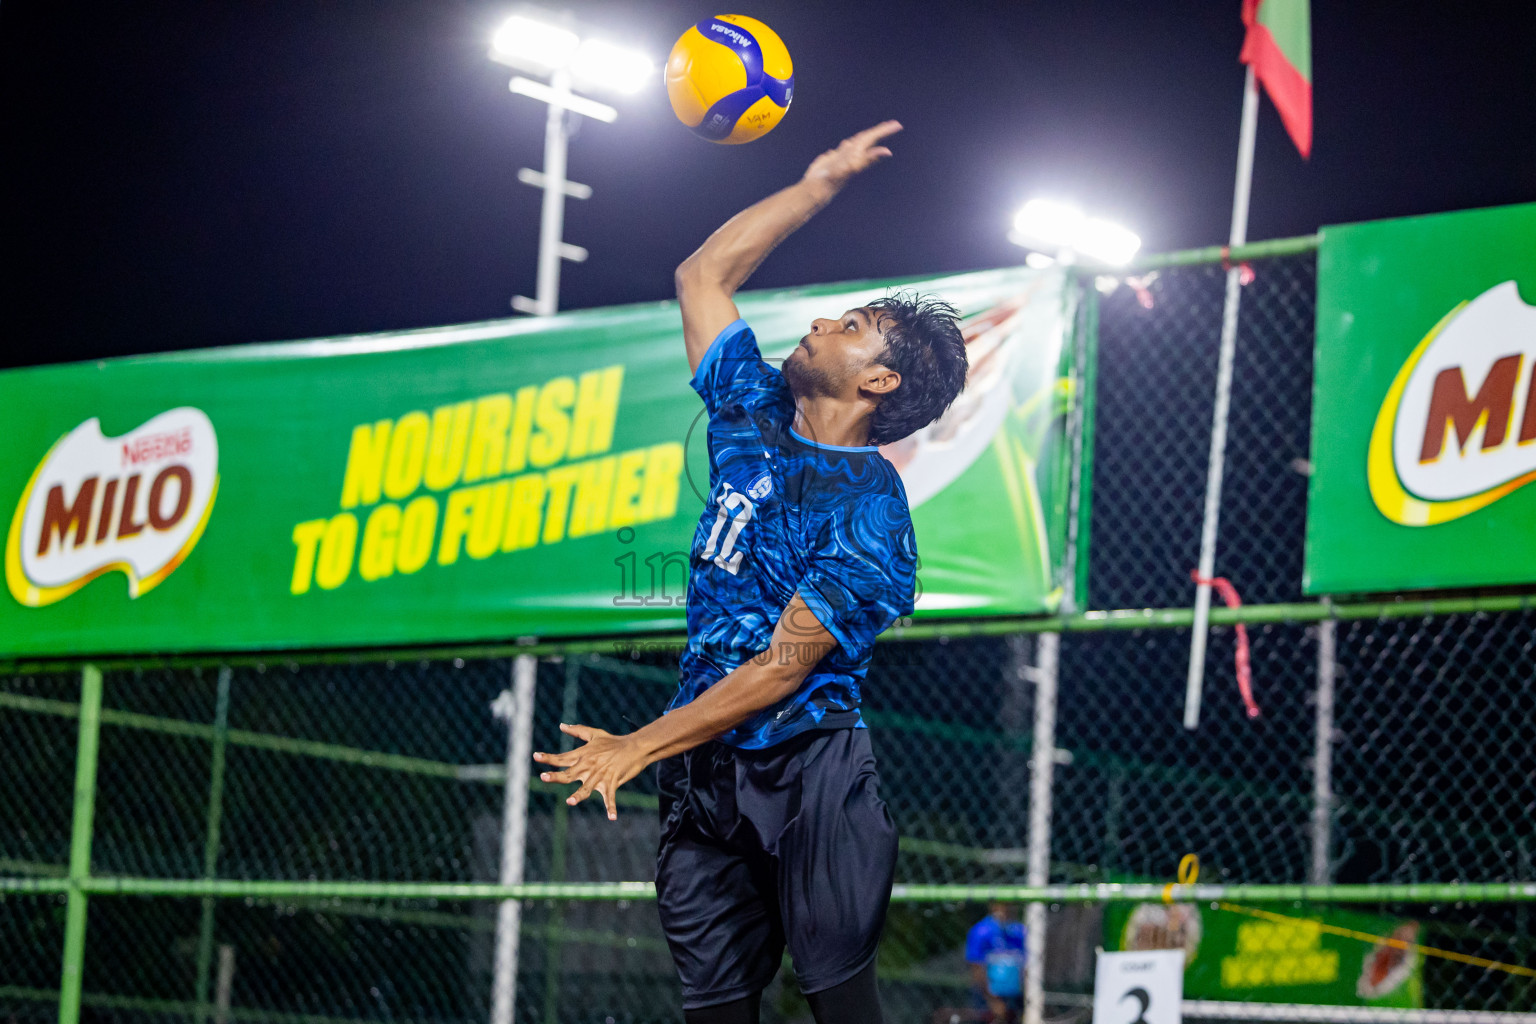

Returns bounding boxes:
[1005,195,1138,1024]
[490,12,653,316]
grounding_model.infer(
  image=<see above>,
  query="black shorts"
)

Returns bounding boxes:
[655,727,899,1009]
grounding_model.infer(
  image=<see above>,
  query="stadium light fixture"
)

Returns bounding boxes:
[1008,197,1142,267]
[490,10,654,316]
[571,39,655,94]
[1075,218,1143,267]
[491,15,580,70]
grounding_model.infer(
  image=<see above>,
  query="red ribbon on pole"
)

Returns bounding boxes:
[1219,245,1256,286]
[1191,570,1260,719]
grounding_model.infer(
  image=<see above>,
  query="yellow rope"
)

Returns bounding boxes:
[1214,902,1536,980]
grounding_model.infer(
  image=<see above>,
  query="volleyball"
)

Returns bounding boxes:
[665,15,793,144]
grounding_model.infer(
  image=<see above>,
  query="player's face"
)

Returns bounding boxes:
[788,307,891,393]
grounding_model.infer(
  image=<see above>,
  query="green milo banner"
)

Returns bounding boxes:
[1,267,1081,658]
[1104,903,1424,1008]
[1307,202,1536,594]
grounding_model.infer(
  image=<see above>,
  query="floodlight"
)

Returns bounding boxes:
[571,39,655,94]
[1024,252,1056,270]
[1012,199,1086,251]
[491,15,580,70]
[1076,218,1142,266]
[1008,197,1141,266]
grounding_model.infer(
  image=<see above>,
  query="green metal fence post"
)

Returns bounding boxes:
[1519,837,1532,940]
[58,664,104,1024]
[1071,281,1099,607]
[194,666,233,1024]
[1100,762,1123,878]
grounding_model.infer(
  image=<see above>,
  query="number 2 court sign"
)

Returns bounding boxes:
[1306,202,1536,594]
[0,266,1083,658]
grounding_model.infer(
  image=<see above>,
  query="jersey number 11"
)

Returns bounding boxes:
[701,482,755,575]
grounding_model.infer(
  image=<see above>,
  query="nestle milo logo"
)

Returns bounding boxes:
[1368,281,1536,525]
[6,408,220,606]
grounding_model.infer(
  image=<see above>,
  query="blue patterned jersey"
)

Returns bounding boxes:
[670,319,918,749]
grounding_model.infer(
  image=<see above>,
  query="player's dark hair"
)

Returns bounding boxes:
[864,291,968,445]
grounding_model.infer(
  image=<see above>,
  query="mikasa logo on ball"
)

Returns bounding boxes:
[6,408,219,607]
[708,22,750,47]
[1368,281,1536,525]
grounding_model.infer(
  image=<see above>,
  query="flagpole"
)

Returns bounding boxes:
[1185,64,1260,730]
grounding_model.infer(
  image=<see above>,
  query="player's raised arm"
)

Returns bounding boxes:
[675,120,903,375]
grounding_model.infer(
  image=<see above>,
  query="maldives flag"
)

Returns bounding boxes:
[1240,0,1312,157]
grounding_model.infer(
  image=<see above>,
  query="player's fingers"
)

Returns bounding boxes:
[533,749,577,767]
[559,722,597,742]
[852,119,901,140]
[566,777,596,807]
[847,148,892,174]
[598,782,618,822]
[857,120,903,144]
[538,767,578,784]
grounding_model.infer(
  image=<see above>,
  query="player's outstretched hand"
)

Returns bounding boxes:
[803,120,902,194]
[533,723,648,821]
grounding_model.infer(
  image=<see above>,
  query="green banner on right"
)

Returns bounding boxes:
[1305,202,1536,595]
[1104,903,1423,1009]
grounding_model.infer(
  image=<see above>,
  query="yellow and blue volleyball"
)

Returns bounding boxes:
[666,15,793,144]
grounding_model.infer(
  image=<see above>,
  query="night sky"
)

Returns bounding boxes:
[2,0,1532,370]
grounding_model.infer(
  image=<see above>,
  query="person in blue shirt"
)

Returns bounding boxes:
[967,903,1028,1023]
[532,120,969,1024]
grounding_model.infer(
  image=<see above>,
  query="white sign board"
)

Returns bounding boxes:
[1093,949,1185,1024]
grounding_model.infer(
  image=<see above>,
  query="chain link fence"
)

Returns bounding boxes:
[4,246,1535,1023]
[1089,254,1316,610]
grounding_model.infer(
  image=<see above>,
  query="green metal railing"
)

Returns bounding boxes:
[6,588,1532,676]
[10,872,1536,905]
[1120,233,1322,272]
